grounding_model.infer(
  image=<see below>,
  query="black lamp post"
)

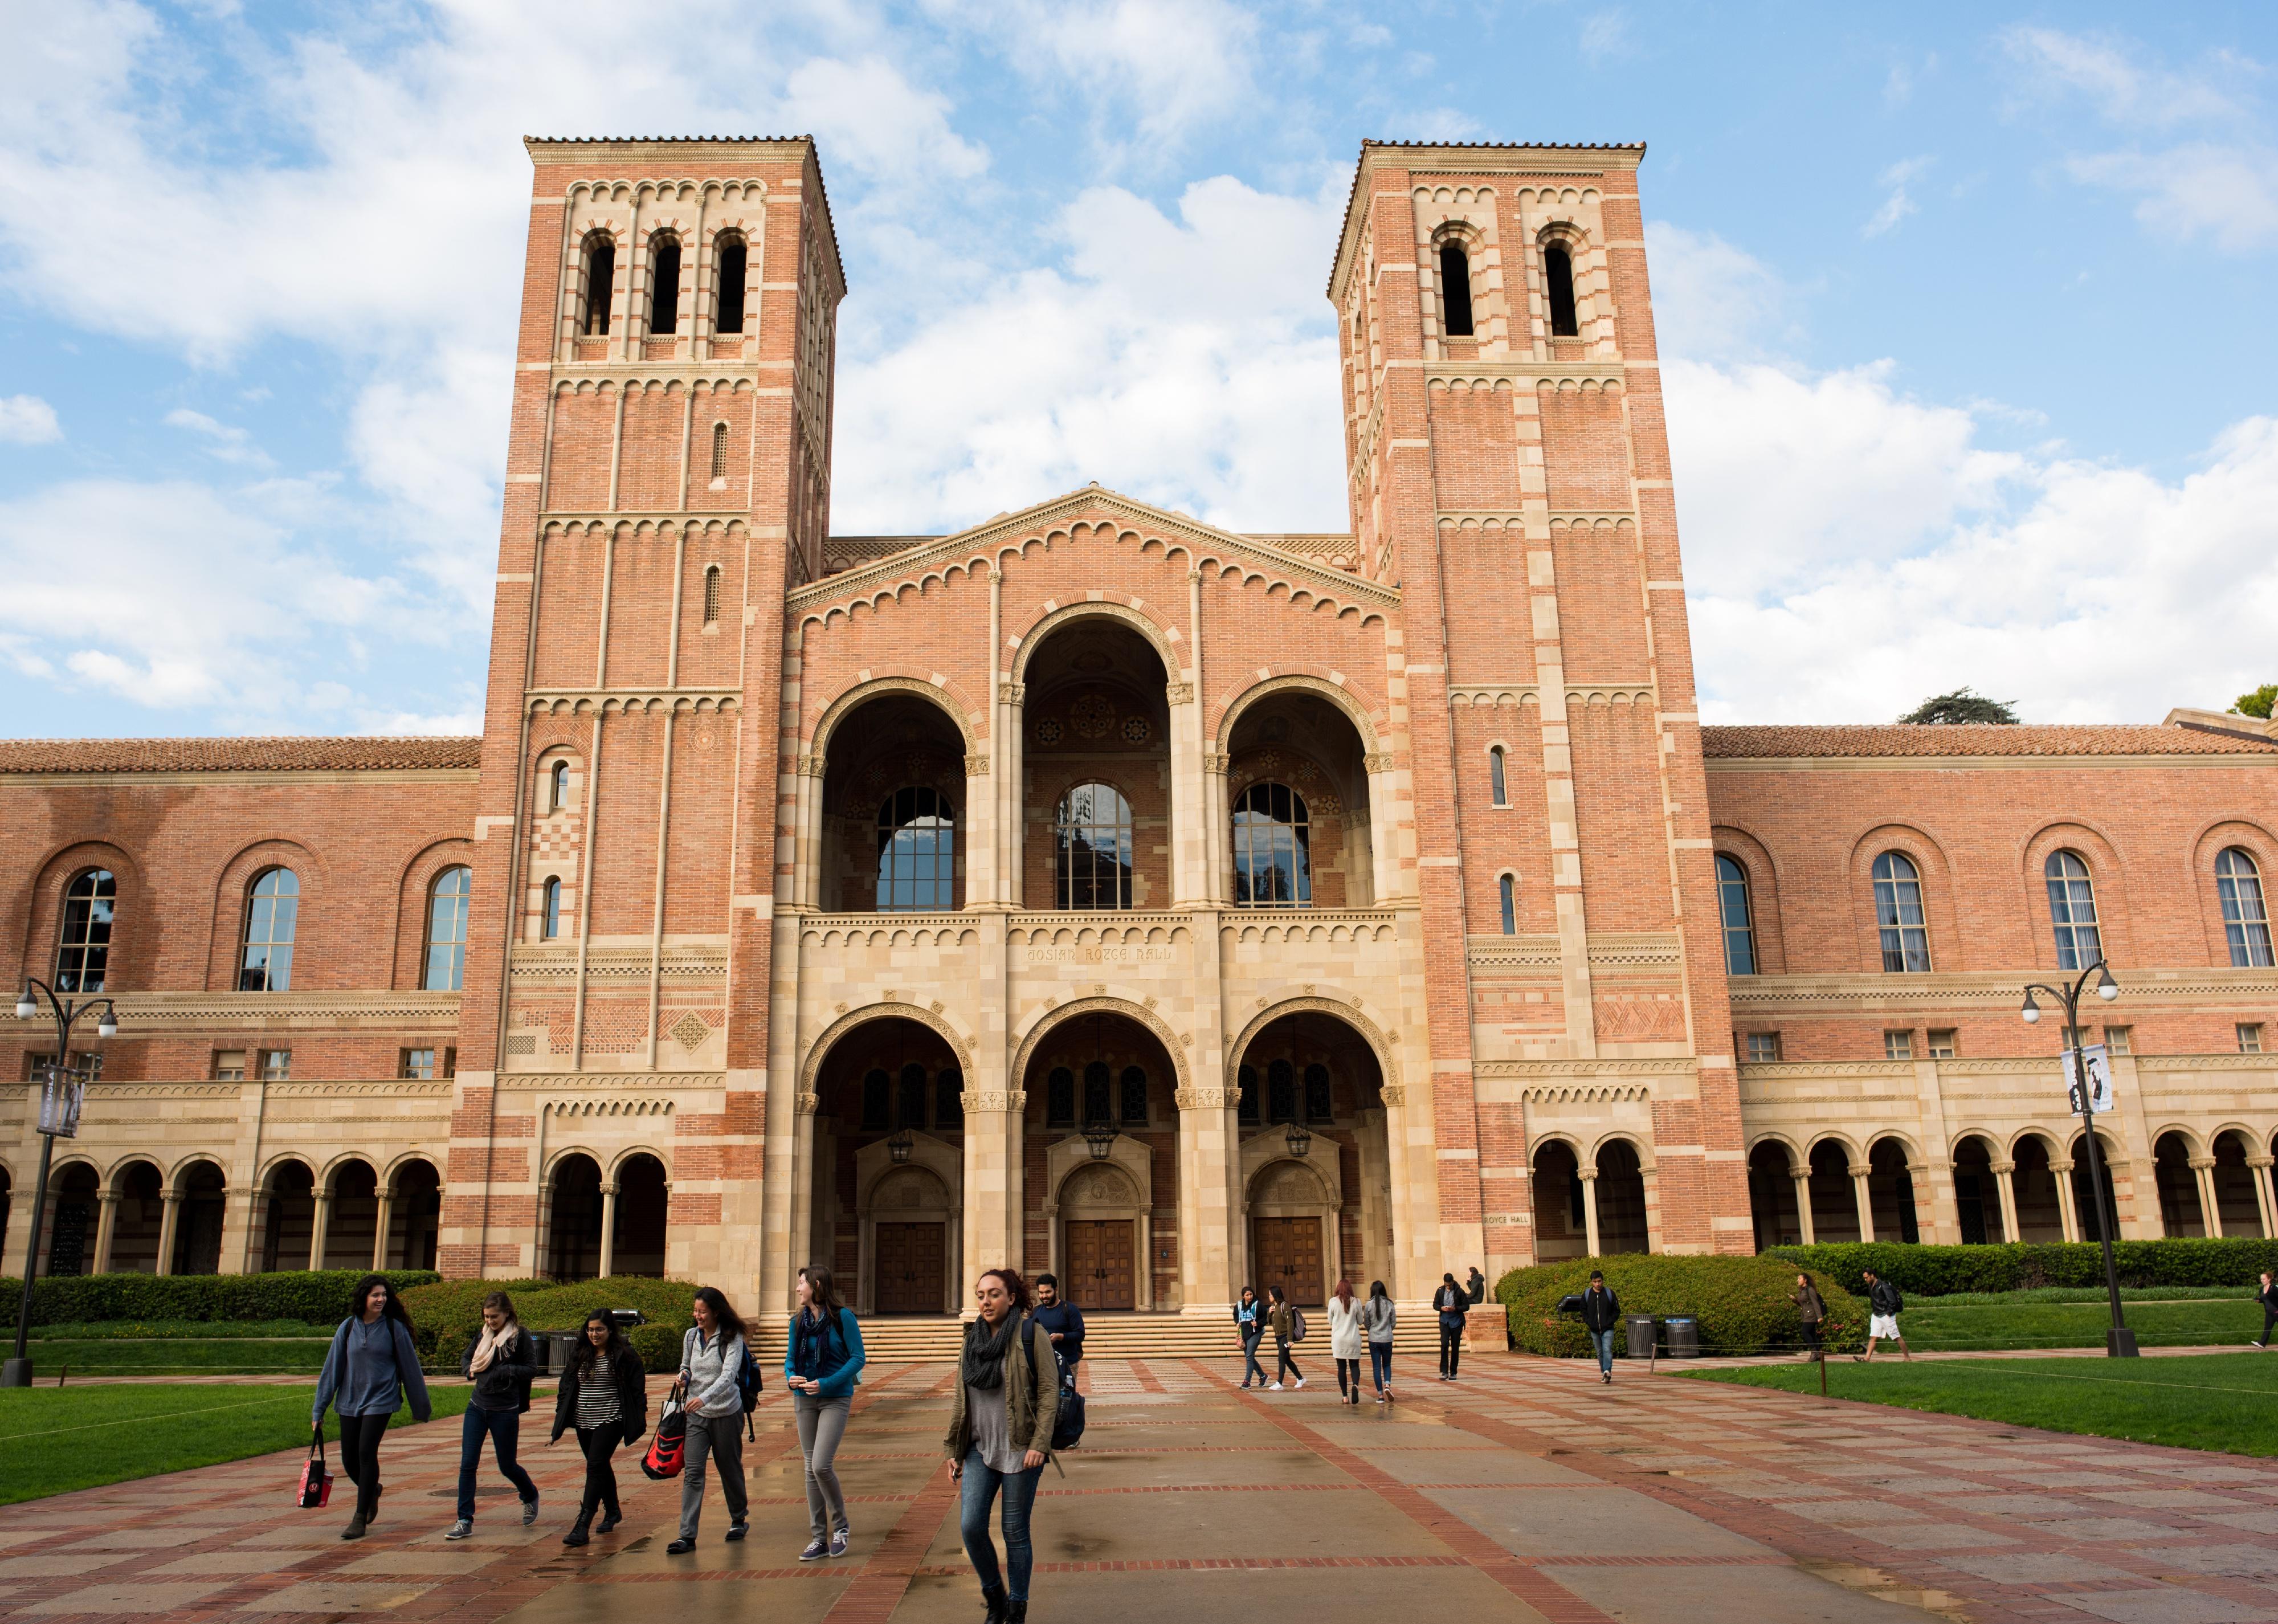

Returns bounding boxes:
[6,977,119,1388]
[2020,958,2134,1358]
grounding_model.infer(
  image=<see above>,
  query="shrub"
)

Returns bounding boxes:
[2,1270,439,1332]
[1495,1255,1869,1358]
[400,1276,704,1368]
[1764,1238,2278,1297]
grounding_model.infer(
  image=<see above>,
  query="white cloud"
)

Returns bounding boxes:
[1579,10,1631,64]
[1640,223,1798,363]
[782,56,989,183]
[165,407,273,468]
[1862,156,1933,238]
[2002,27,2246,129]
[0,394,62,444]
[2067,143,2278,251]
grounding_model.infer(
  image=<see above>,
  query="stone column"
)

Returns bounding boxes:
[1991,1160,2020,1245]
[1850,1164,1876,1244]
[370,1188,394,1272]
[786,1098,819,1287]
[2248,1154,2277,1241]
[1579,1168,1601,1257]
[1792,1171,1815,1246]
[309,1189,333,1272]
[597,1182,619,1278]
[92,1190,121,1275]
[156,1193,182,1277]
[1175,1083,1237,1315]
[2051,1159,2080,1243]
[2190,1156,2222,1238]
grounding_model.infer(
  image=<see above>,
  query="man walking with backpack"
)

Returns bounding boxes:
[1579,1270,1621,1385]
[1856,1268,1912,1361]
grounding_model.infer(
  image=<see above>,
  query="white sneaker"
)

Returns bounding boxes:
[1267,1381,1283,1390]
[1294,1378,1307,1389]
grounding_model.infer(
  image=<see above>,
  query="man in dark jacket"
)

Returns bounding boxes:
[2253,1271,2278,1349]
[1032,1273,1087,1384]
[1466,1266,1488,1305]
[1579,1271,1621,1384]
[1433,1272,1469,1382]
[1856,1269,1910,1362]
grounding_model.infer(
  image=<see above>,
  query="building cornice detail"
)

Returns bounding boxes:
[1728,969,2278,1009]
[526,690,740,716]
[0,991,462,1030]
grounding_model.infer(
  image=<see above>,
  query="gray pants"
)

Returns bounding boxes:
[793,1390,852,1540]
[678,1410,748,1539]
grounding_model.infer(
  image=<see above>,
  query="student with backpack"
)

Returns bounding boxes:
[785,1264,866,1562]
[550,1309,648,1547]
[1267,1283,1307,1390]
[311,1274,431,1541]
[668,1286,751,1554]
[446,1290,541,1540]
[945,1267,1060,1624]
[1234,1285,1268,1388]
[1361,1279,1397,1402]
[1855,1269,1912,1361]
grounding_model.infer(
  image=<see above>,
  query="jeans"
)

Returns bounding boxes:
[960,1446,1044,1601]
[577,1426,622,1519]
[456,1403,539,1522]
[678,1410,748,1539]
[336,1411,389,1521]
[1335,1357,1361,1397]
[1801,1321,1823,1359]
[1367,1341,1393,1393]
[793,1390,852,1540]
[1439,1324,1463,1378]
[1275,1341,1303,1384]
[1590,1328,1616,1374]
[1239,1328,1266,1386]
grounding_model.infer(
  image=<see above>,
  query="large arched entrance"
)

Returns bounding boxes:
[2153,1132,2205,1237]
[1233,1009,1390,1301]
[44,1161,98,1276]
[323,1159,380,1271]
[1806,1140,1859,1243]
[106,1160,165,1273]
[1593,1139,1650,1254]
[809,1015,965,1315]
[171,1160,227,1275]
[259,1160,315,1272]
[817,691,969,912]
[609,1153,668,1277]
[547,1153,605,1279]
[1747,1141,1802,1250]
[1866,1137,1920,1243]
[385,1158,442,1271]
[1022,1008,1179,1309]
[1223,687,1377,905]
[1951,1135,2003,1244]
[2212,1131,2264,1237]
[2012,1134,2064,1241]
[1020,617,1173,909]
[1532,1140,1587,1259]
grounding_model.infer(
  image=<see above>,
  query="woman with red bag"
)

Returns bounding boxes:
[551,1310,648,1547]
[312,1275,431,1541]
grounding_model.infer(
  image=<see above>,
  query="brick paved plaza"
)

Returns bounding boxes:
[5,1355,2278,1623]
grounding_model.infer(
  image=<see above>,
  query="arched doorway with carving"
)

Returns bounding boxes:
[1231,1006,1393,1299]
[809,1015,966,1315]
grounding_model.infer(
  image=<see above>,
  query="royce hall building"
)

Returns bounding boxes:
[5,137,2275,1336]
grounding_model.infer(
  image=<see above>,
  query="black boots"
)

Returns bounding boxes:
[563,1513,591,1548]
[1007,1601,1028,1622]
[981,1583,1009,1623]
[595,1508,621,1533]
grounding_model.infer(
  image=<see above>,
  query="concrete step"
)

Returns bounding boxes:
[756,1311,1461,1362]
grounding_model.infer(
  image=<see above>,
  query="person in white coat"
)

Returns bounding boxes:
[1326,1279,1365,1406]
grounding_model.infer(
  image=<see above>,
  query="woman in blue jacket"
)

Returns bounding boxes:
[785,1263,866,1561]
[312,1274,432,1541]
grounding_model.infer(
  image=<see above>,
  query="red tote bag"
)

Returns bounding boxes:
[297,1430,333,1508]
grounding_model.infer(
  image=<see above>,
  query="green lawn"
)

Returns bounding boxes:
[1901,1296,2264,1351]
[1685,1352,2278,1455]
[22,1339,333,1374]
[0,1384,475,1505]
[21,1319,338,1340]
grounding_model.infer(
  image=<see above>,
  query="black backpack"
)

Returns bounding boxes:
[1021,1318,1086,1452]
[734,1341,764,1438]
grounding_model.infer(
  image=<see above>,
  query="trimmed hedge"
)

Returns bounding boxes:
[3,1270,439,1333]
[399,1276,704,1368]
[1765,1238,2278,1297]
[1496,1255,1869,1358]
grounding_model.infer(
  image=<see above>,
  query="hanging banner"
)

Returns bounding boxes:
[2064,1043,2115,1116]
[38,1067,87,1137]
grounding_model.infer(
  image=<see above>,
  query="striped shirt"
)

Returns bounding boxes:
[576,1352,623,1430]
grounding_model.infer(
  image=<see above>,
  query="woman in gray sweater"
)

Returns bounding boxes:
[667,1286,750,1554]
[312,1275,431,1541]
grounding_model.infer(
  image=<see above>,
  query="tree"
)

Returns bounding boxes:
[2232,684,2276,720]
[1897,687,2020,725]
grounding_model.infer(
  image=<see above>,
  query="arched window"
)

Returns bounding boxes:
[1119,1065,1148,1124]
[1488,745,1508,807]
[861,1068,890,1131]
[541,876,562,940]
[1232,782,1310,905]
[1056,783,1133,909]
[1083,1060,1112,1125]
[1237,1063,1261,1124]
[1267,1059,1297,1123]
[2045,850,2103,971]
[710,421,728,480]
[713,234,746,334]
[55,869,115,994]
[1715,854,1756,976]
[1438,240,1474,337]
[1047,1066,1076,1128]
[2217,847,2275,967]
[703,564,722,624]
[1498,873,1517,936]
[1303,1063,1333,1123]
[1871,851,1931,972]
[897,1062,928,1129]
[876,787,955,910]
[648,234,680,334]
[935,1064,964,1129]
[1545,243,1579,337]
[582,235,615,336]
[239,868,299,991]
[423,866,473,991]
[549,759,570,813]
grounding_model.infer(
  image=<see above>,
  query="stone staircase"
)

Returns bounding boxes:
[755,1307,1464,1364]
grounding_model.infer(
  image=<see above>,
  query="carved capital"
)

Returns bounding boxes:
[1990,1160,2016,1175]
[1174,1087,1228,1110]
[1378,1083,1407,1107]
[2249,1155,2276,1170]
[795,1091,820,1116]
[1576,1167,1598,1182]
[965,753,991,776]
[796,753,827,778]
[998,682,1026,707]
[1847,1164,1872,1178]
[1364,752,1394,773]
[1165,681,1194,705]
[1202,752,1230,774]
[960,1090,1028,1113]
[2187,1156,2218,1172]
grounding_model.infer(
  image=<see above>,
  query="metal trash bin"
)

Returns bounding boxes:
[1623,1315,1658,1360]
[1661,1316,1700,1358]
[541,1331,582,1374]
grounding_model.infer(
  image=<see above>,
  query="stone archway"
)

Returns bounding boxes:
[1048,1153,1151,1311]
[1242,1152,1340,1307]
[859,1160,958,1315]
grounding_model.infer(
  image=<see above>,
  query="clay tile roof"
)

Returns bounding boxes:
[1701,724,2278,760]
[0,737,484,774]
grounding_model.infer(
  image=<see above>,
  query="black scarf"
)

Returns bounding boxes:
[961,1311,1022,1390]
[792,1307,835,1378]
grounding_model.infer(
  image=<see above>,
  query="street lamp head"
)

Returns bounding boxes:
[14,985,35,1021]
[2094,962,2119,1002]
[1081,1119,1117,1161]
[1284,1120,1313,1160]
[2019,990,2042,1025]
[885,1128,913,1165]
[96,1005,119,1039]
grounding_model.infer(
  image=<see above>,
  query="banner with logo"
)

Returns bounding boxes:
[2064,1043,2115,1116]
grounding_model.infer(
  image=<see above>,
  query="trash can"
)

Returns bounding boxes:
[541,1331,582,1374]
[1661,1316,1700,1358]
[1623,1315,1658,1360]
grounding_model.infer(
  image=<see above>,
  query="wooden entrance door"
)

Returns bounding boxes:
[1252,1217,1323,1305]
[1064,1219,1136,1309]
[873,1221,944,1314]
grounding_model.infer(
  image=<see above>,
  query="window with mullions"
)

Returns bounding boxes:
[1083,1060,1112,1125]
[876,787,956,910]
[1267,1059,1297,1123]
[1056,783,1133,909]
[1233,782,1311,905]
[897,1063,928,1129]
[1237,1064,1260,1124]
[1047,1067,1076,1128]
[423,866,472,991]
[935,1066,964,1129]
[2216,847,2274,967]
[1119,1065,1148,1124]
[2044,850,2103,970]
[239,868,299,991]
[1304,1063,1333,1123]
[861,1068,891,1132]
[56,869,115,994]
[1871,851,1931,973]
[1714,854,1756,976]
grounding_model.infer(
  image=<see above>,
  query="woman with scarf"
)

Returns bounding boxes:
[944,1268,1059,1624]
[785,1264,866,1562]
[447,1291,540,1540]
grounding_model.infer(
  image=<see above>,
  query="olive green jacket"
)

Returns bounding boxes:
[944,1317,1061,1463]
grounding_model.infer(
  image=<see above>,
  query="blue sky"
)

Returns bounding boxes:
[2,1,2273,736]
